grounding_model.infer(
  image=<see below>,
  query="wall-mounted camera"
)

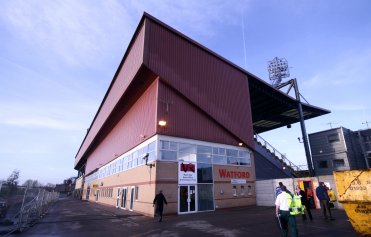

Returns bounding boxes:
[142,153,154,168]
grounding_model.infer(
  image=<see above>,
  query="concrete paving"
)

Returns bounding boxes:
[10,197,357,237]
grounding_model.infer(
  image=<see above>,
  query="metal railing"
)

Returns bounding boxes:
[0,185,59,236]
[254,133,303,172]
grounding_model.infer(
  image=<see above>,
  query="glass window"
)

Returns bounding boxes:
[135,186,139,200]
[127,159,133,169]
[197,163,213,183]
[197,184,214,211]
[132,151,138,167]
[227,149,238,157]
[318,160,328,169]
[213,155,227,164]
[232,186,237,197]
[148,141,156,151]
[213,147,226,155]
[328,134,340,143]
[197,145,212,154]
[148,151,156,162]
[178,152,196,162]
[160,140,170,150]
[240,186,245,196]
[179,143,196,153]
[239,157,251,166]
[169,141,177,150]
[227,157,239,165]
[333,159,345,168]
[197,154,212,164]
[159,150,177,161]
[239,150,248,157]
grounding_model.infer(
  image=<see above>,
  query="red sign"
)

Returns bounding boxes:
[218,169,250,179]
[180,163,195,173]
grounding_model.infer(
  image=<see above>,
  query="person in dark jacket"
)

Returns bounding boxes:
[299,187,313,221]
[153,190,167,222]
[315,182,334,220]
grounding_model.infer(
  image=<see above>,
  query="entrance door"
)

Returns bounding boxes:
[95,190,100,202]
[116,188,120,208]
[129,186,135,210]
[179,185,196,213]
[121,188,127,209]
[298,180,317,209]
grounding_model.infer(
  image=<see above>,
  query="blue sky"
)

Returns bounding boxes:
[1,0,370,184]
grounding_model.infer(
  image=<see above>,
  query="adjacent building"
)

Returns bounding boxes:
[309,127,370,176]
[74,13,329,216]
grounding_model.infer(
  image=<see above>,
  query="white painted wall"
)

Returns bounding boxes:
[255,175,343,209]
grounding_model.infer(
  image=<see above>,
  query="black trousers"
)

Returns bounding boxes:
[278,210,298,237]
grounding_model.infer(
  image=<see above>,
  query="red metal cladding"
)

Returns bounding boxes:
[75,24,146,166]
[157,82,244,145]
[85,78,158,174]
[147,20,254,148]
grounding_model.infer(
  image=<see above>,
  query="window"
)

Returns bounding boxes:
[232,186,237,197]
[135,186,139,200]
[159,140,177,161]
[328,134,340,143]
[240,186,245,196]
[227,149,239,165]
[197,163,213,183]
[197,184,214,211]
[333,159,345,168]
[159,150,177,161]
[318,160,328,169]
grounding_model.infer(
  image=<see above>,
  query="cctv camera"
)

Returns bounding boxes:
[142,153,149,159]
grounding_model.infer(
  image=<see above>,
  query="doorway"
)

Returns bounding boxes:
[116,188,120,208]
[95,189,100,202]
[121,187,127,209]
[179,185,197,213]
[129,186,135,211]
[297,180,317,209]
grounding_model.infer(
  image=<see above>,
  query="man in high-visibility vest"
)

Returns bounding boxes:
[275,185,298,237]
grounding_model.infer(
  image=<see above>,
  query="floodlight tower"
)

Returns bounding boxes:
[268,57,290,87]
[267,57,315,177]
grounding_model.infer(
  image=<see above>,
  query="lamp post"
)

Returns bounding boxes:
[268,57,315,177]
[293,79,315,177]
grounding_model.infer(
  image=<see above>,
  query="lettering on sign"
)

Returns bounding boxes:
[218,169,250,179]
[178,162,197,184]
[180,163,195,173]
[350,179,367,191]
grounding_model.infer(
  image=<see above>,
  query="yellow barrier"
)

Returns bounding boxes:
[334,169,371,236]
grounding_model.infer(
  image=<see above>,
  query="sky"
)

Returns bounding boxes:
[1,0,370,185]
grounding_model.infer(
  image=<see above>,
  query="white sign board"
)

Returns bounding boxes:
[231,179,247,185]
[178,162,197,184]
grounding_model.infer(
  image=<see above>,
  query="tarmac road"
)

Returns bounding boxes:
[10,197,357,237]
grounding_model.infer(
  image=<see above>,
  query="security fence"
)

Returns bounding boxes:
[0,184,59,236]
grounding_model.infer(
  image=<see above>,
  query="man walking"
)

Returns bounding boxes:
[299,187,313,221]
[275,185,298,237]
[316,182,334,220]
[153,190,167,222]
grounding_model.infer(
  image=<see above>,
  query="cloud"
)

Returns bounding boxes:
[0,0,251,69]
[122,0,250,37]
[304,49,371,88]
[0,0,135,68]
[0,100,96,131]
[1,116,80,130]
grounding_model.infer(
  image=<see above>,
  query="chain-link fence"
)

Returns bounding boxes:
[0,184,59,236]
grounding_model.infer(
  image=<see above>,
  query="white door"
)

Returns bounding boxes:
[179,185,197,214]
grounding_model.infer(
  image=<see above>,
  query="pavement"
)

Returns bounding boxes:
[8,197,357,237]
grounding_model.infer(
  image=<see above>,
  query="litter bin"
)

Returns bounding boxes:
[334,169,371,236]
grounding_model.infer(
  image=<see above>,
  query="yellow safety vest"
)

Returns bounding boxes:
[286,193,304,215]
